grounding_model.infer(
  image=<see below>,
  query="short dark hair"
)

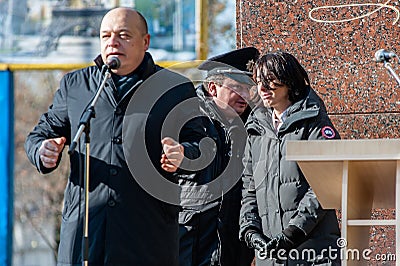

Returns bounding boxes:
[254,51,310,102]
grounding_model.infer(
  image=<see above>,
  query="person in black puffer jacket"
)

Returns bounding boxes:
[240,51,342,266]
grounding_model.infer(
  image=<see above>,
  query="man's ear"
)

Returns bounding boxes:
[143,34,150,50]
[208,82,218,97]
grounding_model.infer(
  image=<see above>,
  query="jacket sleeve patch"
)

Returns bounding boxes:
[321,126,336,139]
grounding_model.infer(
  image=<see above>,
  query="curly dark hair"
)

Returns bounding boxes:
[253,51,310,103]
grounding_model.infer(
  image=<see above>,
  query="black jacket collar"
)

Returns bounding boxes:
[93,52,158,81]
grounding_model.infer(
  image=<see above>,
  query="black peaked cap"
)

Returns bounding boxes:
[198,47,259,85]
[198,47,259,73]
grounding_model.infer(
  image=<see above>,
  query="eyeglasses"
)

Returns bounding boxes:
[216,83,252,100]
[220,84,252,93]
[257,79,285,91]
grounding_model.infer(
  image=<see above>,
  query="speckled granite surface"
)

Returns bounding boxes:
[237,1,399,264]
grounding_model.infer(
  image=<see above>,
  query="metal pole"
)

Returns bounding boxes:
[196,0,208,60]
[383,61,400,86]
[68,66,112,265]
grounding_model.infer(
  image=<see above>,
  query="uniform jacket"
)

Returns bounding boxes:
[178,85,253,266]
[25,52,206,266]
[239,88,341,265]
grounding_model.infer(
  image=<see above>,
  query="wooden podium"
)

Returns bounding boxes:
[286,139,400,265]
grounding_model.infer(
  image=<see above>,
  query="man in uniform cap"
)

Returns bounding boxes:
[178,47,258,266]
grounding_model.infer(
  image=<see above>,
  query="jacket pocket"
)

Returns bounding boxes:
[254,180,267,218]
[252,156,267,190]
[62,181,82,222]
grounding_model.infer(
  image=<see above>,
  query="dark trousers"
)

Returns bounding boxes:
[179,208,219,266]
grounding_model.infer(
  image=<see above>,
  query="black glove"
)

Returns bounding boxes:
[244,230,271,251]
[265,225,306,253]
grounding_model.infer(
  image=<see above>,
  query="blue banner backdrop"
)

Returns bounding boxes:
[0,70,13,266]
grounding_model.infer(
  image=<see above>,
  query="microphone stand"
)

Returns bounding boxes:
[383,60,400,86]
[68,65,112,266]
[375,54,400,85]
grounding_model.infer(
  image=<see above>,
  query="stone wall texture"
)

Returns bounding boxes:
[236,1,399,264]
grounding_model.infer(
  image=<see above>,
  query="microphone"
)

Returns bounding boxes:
[106,57,121,69]
[374,49,397,63]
